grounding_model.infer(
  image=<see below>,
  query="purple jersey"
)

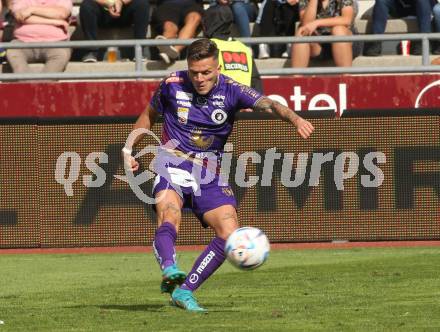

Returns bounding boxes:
[150,70,263,154]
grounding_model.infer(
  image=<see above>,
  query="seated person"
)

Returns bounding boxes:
[363,0,435,56]
[6,0,72,73]
[209,0,257,39]
[255,0,299,58]
[151,0,203,64]
[79,0,150,62]
[0,0,6,62]
[291,0,360,68]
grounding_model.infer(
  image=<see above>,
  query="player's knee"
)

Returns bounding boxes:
[215,216,238,240]
[158,203,182,225]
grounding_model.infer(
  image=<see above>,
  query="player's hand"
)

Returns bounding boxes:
[294,117,314,139]
[122,147,139,172]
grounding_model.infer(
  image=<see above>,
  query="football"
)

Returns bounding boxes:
[224,227,270,270]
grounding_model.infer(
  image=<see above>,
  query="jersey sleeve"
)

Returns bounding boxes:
[229,81,264,111]
[149,78,168,114]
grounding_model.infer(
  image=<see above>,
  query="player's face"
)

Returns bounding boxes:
[187,56,220,95]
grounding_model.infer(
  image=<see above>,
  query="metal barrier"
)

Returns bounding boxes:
[1,33,440,81]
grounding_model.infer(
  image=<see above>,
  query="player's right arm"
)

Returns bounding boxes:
[253,97,314,139]
[122,104,159,172]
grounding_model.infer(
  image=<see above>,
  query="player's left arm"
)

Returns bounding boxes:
[253,97,314,139]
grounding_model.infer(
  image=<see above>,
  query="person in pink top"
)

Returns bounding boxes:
[6,0,72,73]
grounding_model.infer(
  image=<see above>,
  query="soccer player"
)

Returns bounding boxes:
[123,38,314,312]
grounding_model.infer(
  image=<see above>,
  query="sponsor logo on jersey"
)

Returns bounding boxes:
[213,100,224,107]
[177,107,189,124]
[190,128,214,150]
[177,100,192,107]
[221,51,249,72]
[176,91,193,101]
[240,85,259,99]
[213,94,225,100]
[211,109,227,124]
[165,76,183,84]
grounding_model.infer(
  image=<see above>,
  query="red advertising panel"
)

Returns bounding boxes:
[0,74,439,118]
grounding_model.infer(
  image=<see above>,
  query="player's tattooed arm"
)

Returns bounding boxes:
[254,97,315,139]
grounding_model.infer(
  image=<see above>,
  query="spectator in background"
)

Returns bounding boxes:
[432,57,440,65]
[79,0,150,62]
[0,0,6,62]
[363,0,435,56]
[152,0,203,64]
[6,0,72,73]
[210,0,258,39]
[255,0,299,59]
[291,0,360,68]
[433,1,440,55]
[202,5,262,91]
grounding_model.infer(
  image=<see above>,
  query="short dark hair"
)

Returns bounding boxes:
[187,38,219,62]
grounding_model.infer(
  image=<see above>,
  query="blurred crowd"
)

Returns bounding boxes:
[1,0,440,74]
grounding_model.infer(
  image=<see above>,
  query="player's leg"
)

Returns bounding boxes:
[153,189,186,293]
[182,204,237,291]
[172,204,238,312]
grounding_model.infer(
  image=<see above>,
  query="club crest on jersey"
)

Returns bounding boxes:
[177,107,189,124]
[211,109,227,124]
[176,91,193,101]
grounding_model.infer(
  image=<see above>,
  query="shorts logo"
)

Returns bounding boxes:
[221,51,249,72]
[222,187,234,197]
[176,91,193,101]
[177,107,189,124]
[189,273,199,284]
[211,109,227,124]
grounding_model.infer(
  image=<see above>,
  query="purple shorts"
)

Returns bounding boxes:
[152,158,237,227]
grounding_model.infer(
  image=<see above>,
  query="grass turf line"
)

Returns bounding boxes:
[0,247,439,332]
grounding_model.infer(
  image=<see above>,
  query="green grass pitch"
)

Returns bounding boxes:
[1,247,440,331]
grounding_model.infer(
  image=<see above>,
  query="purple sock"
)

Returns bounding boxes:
[181,237,226,292]
[153,221,177,270]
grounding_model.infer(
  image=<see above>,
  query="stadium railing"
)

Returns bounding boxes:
[1,33,440,81]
